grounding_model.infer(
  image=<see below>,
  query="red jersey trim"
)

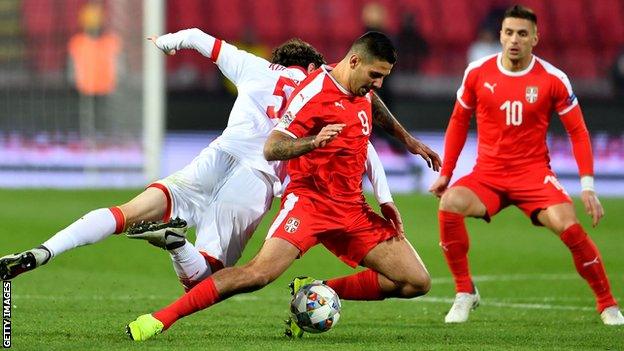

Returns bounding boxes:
[147,182,172,222]
[108,206,126,234]
[210,39,222,62]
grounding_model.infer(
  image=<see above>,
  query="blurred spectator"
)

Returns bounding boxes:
[480,5,507,35]
[361,2,407,155]
[396,12,428,72]
[467,27,500,63]
[361,1,387,33]
[68,1,121,97]
[67,1,121,143]
[611,48,624,98]
[361,1,392,106]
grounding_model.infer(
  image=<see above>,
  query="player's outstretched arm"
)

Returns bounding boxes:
[264,124,345,161]
[371,92,441,171]
[559,107,604,226]
[148,28,261,86]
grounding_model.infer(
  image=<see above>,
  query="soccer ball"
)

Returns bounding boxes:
[290,283,341,333]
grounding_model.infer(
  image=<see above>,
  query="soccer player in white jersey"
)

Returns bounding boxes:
[1,29,440,292]
[429,5,623,325]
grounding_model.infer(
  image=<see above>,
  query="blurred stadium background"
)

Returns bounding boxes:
[2,2,623,349]
[1,0,623,194]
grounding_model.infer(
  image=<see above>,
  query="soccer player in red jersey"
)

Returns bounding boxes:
[429,5,623,325]
[126,31,438,341]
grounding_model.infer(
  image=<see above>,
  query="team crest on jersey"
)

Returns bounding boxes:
[525,86,538,103]
[278,111,295,128]
[284,217,300,233]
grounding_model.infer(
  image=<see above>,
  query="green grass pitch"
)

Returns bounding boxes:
[1,189,622,350]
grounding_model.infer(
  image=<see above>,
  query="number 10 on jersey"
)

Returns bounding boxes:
[500,100,523,126]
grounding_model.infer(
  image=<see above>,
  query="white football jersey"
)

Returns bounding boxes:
[156,28,305,188]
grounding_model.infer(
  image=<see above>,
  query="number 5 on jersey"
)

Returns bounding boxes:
[266,77,297,119]
[500,100,523,126]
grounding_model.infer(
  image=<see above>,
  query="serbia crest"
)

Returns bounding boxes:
[284,217,300,233]
[525,86,538,103]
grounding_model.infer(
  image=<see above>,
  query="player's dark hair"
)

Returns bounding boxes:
[271,38,326,69]
[504,4,537,25]
[350,31,397,64]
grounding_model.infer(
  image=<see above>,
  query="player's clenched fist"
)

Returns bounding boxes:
[312,124,346,148]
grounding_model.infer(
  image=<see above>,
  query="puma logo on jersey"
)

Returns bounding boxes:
[334,101,345,110]
[582,257,600,267]
[484,82,497,94]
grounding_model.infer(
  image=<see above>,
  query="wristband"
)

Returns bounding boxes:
[580,175,594,191]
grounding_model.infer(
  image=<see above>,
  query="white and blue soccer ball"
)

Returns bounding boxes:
[290,283,341,333]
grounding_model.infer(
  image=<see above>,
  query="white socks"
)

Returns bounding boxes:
[169,241,211,289]
[41,208,211,289]
[43,208,118,257]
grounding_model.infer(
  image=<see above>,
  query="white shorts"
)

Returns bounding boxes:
[152,147,274,267]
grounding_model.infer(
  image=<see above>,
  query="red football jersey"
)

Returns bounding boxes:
[444,53,581,175]
[274,65,373,203]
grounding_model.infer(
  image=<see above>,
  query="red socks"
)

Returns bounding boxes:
[438,210,473,293]
[326,269,384,300]
[560,223,616,312]
[153,277,221,329]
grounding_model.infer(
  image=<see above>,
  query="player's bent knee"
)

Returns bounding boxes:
[398,272,431,298]
[544,214,580,234]
[439,189,469,214]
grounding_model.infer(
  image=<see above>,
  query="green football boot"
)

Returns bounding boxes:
[289,276,321,296]
[126,314,164,341]
[285,276,322,338]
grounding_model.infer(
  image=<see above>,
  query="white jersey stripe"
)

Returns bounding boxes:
[266,193,299,238]
[558,101,579,116]
[456,53,495,108]
[285,70,326,116]
[273,128,298,139]
[457,96,473,110]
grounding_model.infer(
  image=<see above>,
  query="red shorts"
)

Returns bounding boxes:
[451,167,572,225]
[266,192,398,267]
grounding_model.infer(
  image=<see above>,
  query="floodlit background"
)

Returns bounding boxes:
[1,0,623,194]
